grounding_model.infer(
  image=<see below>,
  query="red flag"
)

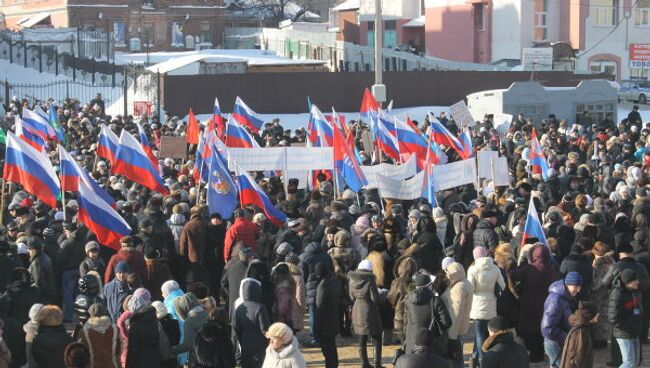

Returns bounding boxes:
[186,108,200,145]
[360,88,379,116]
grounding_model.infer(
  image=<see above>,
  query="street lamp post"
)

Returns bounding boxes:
[372,0,386,107]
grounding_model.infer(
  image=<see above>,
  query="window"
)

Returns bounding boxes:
[589,59,617,76]
[142,22,154,46]
[367,21,374,47]
[475,4,485,31]
[112,21,126,46]
[384,20,396,48]
[200,23,211,43]
[534,0,547,41]
[636,0,650,26]
[575,102,615,125]
[593,0,619,26]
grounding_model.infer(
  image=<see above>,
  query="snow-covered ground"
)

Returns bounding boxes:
[189,103,650,132]
[0,58,71,84]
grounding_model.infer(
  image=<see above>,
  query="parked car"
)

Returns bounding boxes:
[618,79,650,104]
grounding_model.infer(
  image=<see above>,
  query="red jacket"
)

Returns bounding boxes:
[104,248,148,284]
[223,218,259,261]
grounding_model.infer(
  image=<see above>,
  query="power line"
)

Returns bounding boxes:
[577,0,640,60]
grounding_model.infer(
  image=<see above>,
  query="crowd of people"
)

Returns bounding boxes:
[0,93,647,368]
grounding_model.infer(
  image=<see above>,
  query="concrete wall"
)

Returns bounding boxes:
[491,0,522,61]
[424,3,476,62]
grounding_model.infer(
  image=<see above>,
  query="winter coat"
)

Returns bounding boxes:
[0,340,9,368]
[78,316,121,368]
[0,278,44,325]
[541,280,578,345]
[223,218,259,261]
[27,252,55,302]
[57,231,85,271]
[286,263,306,330]
[327,242,360,280]
[231,279,270,368]
[104,248,148,284]
[101,278,129,322]
[560,251,593,298]
[394,346,452,368]
[32,311,72,368]
[261,337,306,368]
[388,256,419,335]
[4,314,25,368]
[472,220,499,250]
[559,313,594,368]
[608,278,644,339]
[441,262,473,339]
[126,306,161,368]
[145,258,172,301]
[454,214,479,270]
[601,256,650,292]
[480,330,529,368]
[167,213,186,253]
[246,261,275,315]
[159,314,180,350]
[590,255,614,342]
[300,243,333,306]
[188,322,236,368]
[79,256,106,278]
[314,274,340,338]
[510,247,555,334]
[116,310,133,368]
[275,229,303,255]
[414,231,443,274]
[172,294,209,356]
[180,214,207,264]
[348,269,383,336]
[404,286,452,354]
[467,257,505,320]
[220,259,249,314]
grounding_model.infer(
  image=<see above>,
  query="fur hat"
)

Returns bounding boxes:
[36,305,63,327]
[152,301,168,319]
[333,230,349,247]
[88,303,109,318]
[64,342,90,368]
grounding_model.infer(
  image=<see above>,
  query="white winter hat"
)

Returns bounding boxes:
[358,259,373,272]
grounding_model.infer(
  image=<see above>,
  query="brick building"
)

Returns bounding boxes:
[1,0,226,52]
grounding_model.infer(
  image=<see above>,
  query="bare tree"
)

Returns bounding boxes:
[243,0,315,24]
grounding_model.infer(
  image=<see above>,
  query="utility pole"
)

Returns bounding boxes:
[372,0,386,107]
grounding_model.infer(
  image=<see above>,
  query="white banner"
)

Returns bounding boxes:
[375,171,424,200]
[431,159,477,191]
[450,100,477,127]
[477,151,499,178]
[227,147,334,172]
[362,155,417,189]
[493,113,513,138]
[492,157,511,187]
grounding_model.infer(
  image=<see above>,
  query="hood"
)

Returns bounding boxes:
[548,280,570,298]
[241,277,263,302]
[85,316,113,334]
[174,292,200,321]
[349,270,374,288]
[164,288,185,304]
[474,256,495,271]
[409,286,434,305]
[460,214,479,232]
[446,262,466,285]
[393,255,418,279]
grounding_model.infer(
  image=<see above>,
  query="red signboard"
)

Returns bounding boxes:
[133,101,153,117]
[630,44,650,69]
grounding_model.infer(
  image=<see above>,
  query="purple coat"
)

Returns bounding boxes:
[541,280,577,345]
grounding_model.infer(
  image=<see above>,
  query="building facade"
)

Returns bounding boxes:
[1,0,226,52]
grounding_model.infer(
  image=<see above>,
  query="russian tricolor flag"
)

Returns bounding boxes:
[59,145,115,207]
[529,129,549,181]
[373,110,400,161]
[307,104,333,147]
[459,128,474,159]
[225,116,260,148]
[97,125,120,164]
[112,130,167,194]
[236,165,287,227]
[77,176,131,250]
[136,122,159,168]
[232,97,264,133]
[428,115,468,159]
[22,109,57,141]
[3,131,60,209]
[522,196,547,247]
[334,116,368,192]
[212,98,225,137]
[15,116,46,151]
[394,115,428,168]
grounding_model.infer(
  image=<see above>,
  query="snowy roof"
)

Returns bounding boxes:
[333,0,360,11]
[403,16,425,28]
[20,12,51,28]
[116,49,325,72]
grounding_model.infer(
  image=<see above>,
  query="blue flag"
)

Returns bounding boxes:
[48,105,65,143]
[207,144,238,219]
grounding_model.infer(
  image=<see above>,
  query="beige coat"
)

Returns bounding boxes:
[442,262,474,339]
[287,263,306,330]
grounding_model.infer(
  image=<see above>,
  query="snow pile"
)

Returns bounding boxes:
[0,58,71,84]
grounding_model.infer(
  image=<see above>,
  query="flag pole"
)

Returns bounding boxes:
[57,145,67,221]
[490,157,497,191]
[195,132,204,206]
[283,147,289,200]
[0,179,6,225]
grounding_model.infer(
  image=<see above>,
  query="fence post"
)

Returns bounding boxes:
[72,55,76,81]
[123,77,128,116]
[9,41,12,64]
[66,80,69,99]
[38,43,43,73]
[92,59,96,85]
[23,42,27,68]
[4,80,9,107]
[55,50,59,75]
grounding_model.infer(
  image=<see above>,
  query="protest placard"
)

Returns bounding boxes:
[362,155,417,189]
[494,113,513,138]
[431,159,477,191]
[450,100,477,127]
[159,136,187,159]
[477,151,499,178]
[375,171,424,200]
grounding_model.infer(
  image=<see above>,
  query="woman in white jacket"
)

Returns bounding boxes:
[262,322,306,368]
[442,261,474,368]
[466,246,505,368]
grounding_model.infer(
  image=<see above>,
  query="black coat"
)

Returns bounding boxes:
[160,314,181,346]
[602,257,650,292]
[559,252,593,299]
[126,306,161,368]
[314,275,341,338]
[404,286,452,354]
[188,322,236,368]
[300,243,333,305]
[0,280,45,324]
[414,231,443,274]
[394,346,451,368]
[1,314,25,368]
[608,278,643,339]
[32,325,73,368]
[473,220,499,251]
[57,230,85,271]
[231,279,270,368]
[220,259,249,314]
[480,331,529,368]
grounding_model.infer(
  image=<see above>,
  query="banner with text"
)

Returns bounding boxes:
[431,159,477,191]
[375,171,424,200]
[362,155,417,189]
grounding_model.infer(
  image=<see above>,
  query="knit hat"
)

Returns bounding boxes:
[564,271,583,286]
[28,303,44,323]
[42,227,55,237]
[88,303,108,318]
[133,287,151,303]
[266,322,294,346]
[276,242,293,256]
[621,269,639,284]
[333,230,348,247]
[152,301,168,319]
[161,280,180,296]
[355,216,369,228]
[85,241,99,253]
[128,288,152,312]
[481,210,498,219]
[253,213,267,224]
[473,246,488,260]
[487,316,510,332]
[114,261,130,273]
[441,257,454,271]
[617,243,634,254]
[358,259,373,272]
